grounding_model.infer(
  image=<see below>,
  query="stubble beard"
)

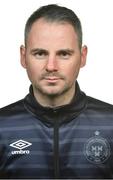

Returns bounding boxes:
[33,80,74,99]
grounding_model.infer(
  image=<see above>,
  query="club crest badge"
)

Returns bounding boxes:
[84,131,110,164]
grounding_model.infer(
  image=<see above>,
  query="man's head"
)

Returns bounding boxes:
[20,4,87,106]
[24,4,82,49]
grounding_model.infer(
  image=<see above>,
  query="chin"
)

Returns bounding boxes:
[38,85,62,96]
[34,82,71,97]
[41,85,71,97]
[43,89,62,97]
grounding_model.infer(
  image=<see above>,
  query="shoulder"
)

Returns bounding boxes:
[0,99,25,116]
[86,95,113,114]
[0,99,27,127]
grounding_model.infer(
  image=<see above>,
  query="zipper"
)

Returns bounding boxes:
[54,111,60,178]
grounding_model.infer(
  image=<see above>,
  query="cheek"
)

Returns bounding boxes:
[26,62,41,81]
[65,61,81,80]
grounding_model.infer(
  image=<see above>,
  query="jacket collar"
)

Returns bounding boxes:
[24,81,87,125]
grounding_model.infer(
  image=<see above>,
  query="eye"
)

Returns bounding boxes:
[33,50,48,59]
[58,51,72,59]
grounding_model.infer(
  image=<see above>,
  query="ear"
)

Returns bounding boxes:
[20,45,27,68]
[80,45,88,68]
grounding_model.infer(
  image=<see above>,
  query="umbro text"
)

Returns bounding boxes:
[11,150,30,155]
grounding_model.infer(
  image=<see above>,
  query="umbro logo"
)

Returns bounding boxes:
[10,140,32,155]
[10,140,32,150]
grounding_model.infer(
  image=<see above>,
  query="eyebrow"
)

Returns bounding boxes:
[30,48,48,54]
[56,49,75,54]
[30,48,75,54]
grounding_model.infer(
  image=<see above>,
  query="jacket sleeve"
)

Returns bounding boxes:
[0,133,9,178]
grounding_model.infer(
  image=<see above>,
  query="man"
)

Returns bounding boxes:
[0,4,113,179]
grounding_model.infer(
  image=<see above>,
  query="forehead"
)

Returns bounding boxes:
[27,18,79,48]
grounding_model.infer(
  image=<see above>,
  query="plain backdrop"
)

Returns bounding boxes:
[0,0,113,108]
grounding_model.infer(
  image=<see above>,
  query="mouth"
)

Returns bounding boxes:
[44,76,61,83]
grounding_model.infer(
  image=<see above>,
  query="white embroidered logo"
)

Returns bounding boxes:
[10,140,32,155]
[84,131,110,164]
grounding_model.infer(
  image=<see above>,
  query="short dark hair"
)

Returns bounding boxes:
[24,4,83,48]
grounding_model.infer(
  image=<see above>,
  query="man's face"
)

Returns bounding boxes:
[20,18,87,97]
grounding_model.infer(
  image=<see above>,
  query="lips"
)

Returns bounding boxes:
[44,76,60,83]
[45,76,59,80]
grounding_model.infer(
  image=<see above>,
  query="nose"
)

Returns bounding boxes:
[46,56,58,72]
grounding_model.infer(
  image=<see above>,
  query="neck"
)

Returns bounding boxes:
[33,85,75,108]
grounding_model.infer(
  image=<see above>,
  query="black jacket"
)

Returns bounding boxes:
[0,82,113,179]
